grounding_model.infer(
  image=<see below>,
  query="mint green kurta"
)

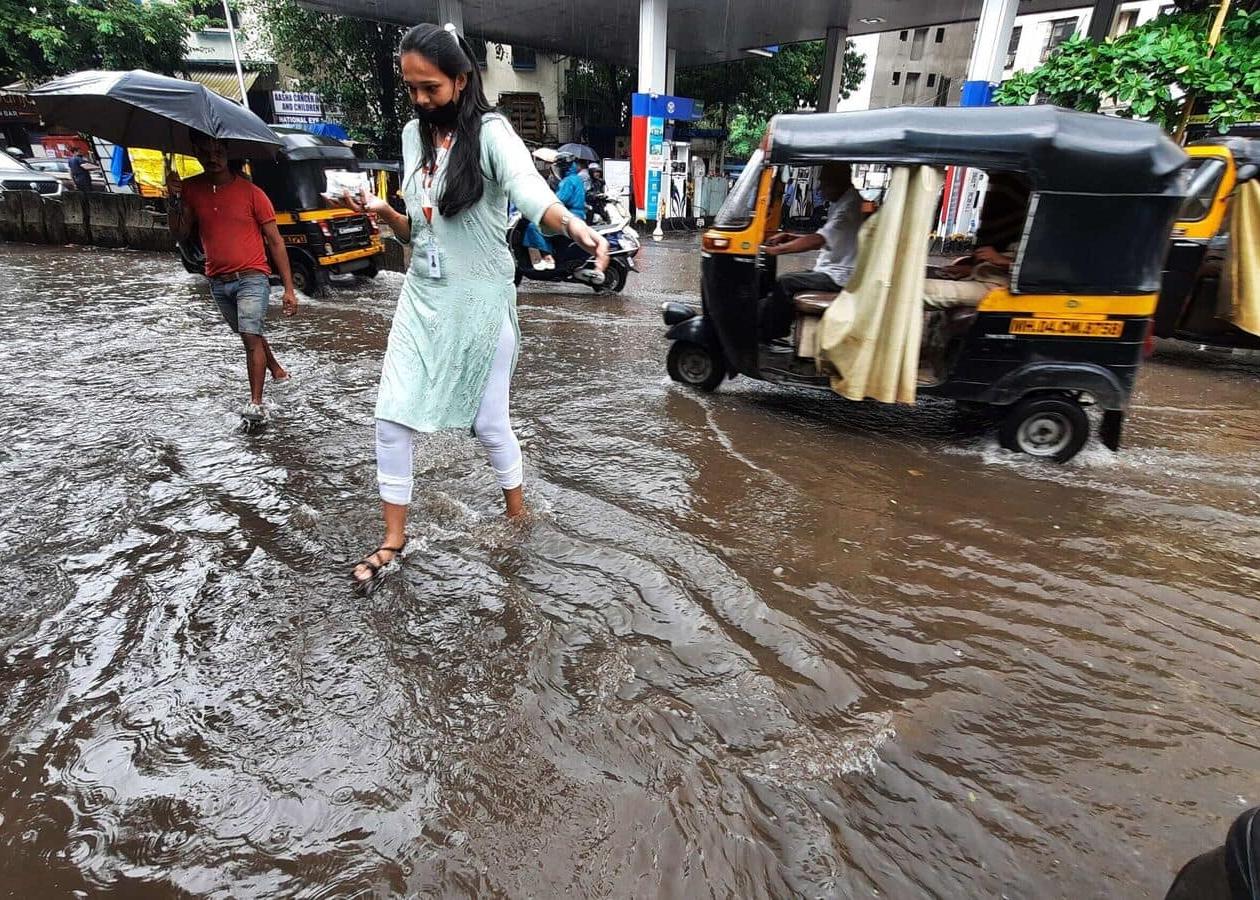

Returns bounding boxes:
[375,114,557,432]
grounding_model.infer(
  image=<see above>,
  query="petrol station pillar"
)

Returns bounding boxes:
[816,26,850,112]
[940,0,1019,235]
[638,0,669,95]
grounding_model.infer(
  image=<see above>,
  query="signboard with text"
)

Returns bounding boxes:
[272,90,323,121]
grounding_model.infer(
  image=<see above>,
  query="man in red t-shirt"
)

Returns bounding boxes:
[167,131,298,424]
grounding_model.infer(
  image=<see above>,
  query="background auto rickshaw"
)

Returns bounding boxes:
[178,128,384,296]
[1156,137,1260,350]
[662,106,1189,462]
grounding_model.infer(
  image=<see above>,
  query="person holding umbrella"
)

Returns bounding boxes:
[336,23,609,589]
[28,70,293,427]
[167,132,298,426]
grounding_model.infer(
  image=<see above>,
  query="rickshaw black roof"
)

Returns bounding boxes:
[272,127,357,163]
[767,105,1188,195]
[1190,136,1260,169]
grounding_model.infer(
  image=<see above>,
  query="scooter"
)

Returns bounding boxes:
[509,196,640,294]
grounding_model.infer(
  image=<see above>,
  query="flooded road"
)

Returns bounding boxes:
[1,240,1258,899]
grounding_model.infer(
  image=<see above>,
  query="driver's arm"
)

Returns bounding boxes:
[765,233,825,255]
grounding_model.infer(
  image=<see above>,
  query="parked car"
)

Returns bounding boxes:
[26,156,106,192]
[0,149,63,196]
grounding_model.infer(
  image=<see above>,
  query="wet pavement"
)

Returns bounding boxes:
[1,240,1258,899]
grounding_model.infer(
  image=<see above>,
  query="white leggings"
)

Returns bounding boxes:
[376,317,522,505]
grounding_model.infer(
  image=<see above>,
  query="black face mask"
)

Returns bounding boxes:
[415,92,461,127]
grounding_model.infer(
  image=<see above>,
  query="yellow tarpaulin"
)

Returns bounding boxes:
[128,148,203,196]
[1224,179,1260,337]
[817,165,943,405]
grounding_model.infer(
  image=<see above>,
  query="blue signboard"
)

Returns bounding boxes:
[631,93,704,123]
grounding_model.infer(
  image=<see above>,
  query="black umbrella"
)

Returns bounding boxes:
[28,70,281,159]
[558,142,600,163]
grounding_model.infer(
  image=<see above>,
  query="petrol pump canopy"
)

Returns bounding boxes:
[298,0,1093,67]
[768,105,1189,195]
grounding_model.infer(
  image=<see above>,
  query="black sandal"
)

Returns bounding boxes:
[351,539,408,591]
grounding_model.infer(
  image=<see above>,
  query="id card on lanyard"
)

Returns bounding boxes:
[417,133,453,280]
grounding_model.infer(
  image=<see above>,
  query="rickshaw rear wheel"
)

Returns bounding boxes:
[667,341,725,392]
[999,396,1089,463]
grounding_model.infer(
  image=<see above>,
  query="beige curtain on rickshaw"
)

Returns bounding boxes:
[817,165,943,404]
[1223,179,1260,337]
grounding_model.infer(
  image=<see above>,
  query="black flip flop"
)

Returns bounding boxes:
[351,539,408,592]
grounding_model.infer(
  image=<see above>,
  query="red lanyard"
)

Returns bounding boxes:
[420,133,453,224]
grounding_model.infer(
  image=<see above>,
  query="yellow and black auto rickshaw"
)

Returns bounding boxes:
[1157,136,1260,349]
[179,128,385,296]
[662,106,1190,463]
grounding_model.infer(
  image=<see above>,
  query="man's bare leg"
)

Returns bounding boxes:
[262,337,288,381]
[241,333,268,405]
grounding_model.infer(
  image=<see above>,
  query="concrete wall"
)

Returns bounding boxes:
[868,23,973,109]
[0,192,174,252]
[480,44,570,141]
[1004,0,1167,76]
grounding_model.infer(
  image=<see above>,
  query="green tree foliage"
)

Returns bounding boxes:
[676,40,866,159]
[0,0,205,82]
[677,40,865,127]
[561,40,865,156]
[995,5,1260,132]
[251,0,409,154]
[565,59,636,129]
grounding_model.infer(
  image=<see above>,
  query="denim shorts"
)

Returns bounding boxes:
[210,273,270,336]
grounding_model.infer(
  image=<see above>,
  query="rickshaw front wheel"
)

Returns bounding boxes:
[290,258,322,297]
[999,395,1089,463]
[667,341,725,392]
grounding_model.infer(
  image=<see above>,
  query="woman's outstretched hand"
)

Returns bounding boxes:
[331,187,391,216]
[571,221,611,272]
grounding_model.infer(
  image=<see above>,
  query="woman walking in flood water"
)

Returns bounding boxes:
[343,22,609,588]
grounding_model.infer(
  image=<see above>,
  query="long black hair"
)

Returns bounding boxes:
[399,23,495,218]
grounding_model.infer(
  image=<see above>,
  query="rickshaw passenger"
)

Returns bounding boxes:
[761,162,862,339]
[926,172,1030,307]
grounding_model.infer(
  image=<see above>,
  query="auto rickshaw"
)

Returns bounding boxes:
[178,128,384,296]
[662,106,1190,463]
[1156,136,1260,349]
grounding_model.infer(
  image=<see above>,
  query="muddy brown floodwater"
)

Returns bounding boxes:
[1,240,1258,899]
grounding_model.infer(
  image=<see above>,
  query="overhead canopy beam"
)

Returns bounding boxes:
[298,0,1094,68]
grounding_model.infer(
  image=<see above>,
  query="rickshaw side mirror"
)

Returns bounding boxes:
[1236,163,1258,184]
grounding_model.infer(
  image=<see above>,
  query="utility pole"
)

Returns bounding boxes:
[222,0,250,105]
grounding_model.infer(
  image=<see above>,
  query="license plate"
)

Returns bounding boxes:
[1009,318,1124,338]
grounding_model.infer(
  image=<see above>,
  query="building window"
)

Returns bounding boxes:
[1006,25,1022,69]
[903,72,920,104]
[1158,4,1176,14]
[511,46,537,70]
[1042,17,1078,61]
[1115,10,1139,35]
[926,73,936,87]
[193,0,239,29]
[910,27,928,61]
[468,37,488,68]
[899,30,908,41]
[891,71,901,86]
[935,27,945,43]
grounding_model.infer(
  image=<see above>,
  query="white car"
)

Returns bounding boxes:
[0,149,64,196]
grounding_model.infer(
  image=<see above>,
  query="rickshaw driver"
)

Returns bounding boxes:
[760,162,862,341]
